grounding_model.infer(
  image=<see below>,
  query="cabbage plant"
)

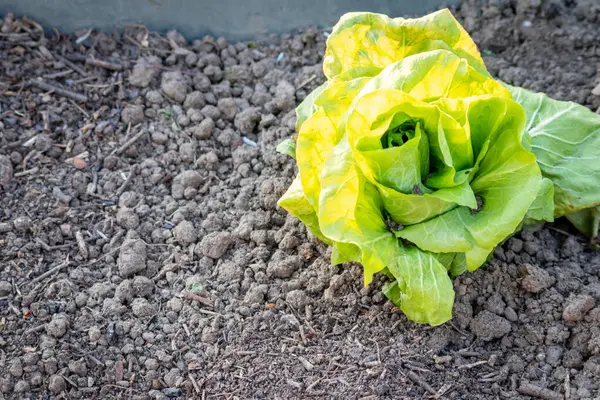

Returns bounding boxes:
[276,9,600,325]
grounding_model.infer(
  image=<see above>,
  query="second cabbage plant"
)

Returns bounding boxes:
[277,10,600,325]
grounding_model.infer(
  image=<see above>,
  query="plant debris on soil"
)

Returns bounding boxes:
[1,1,600,399]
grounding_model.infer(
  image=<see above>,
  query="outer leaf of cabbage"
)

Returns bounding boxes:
[317,137,398,284]
[383,245,454,326]
[566,207,599,241]
[296,81,328,131]
[295,67,382,131]
[524,177,555,225]
[278,177,331,245]
[296,76,372,211]
[323,8,488,80]
[507,85,600,221]
[275,139,296,159]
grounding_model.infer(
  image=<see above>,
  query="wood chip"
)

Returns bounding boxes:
[189,374,201,394]
[75,230,88,259]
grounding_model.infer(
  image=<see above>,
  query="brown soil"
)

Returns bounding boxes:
[1,1,599,399]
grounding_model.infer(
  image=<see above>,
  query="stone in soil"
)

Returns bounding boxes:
[267,255,301,278]
[48,375,66,394]
[563,294,596,322]
[12,215,32,233]
[193,118,215,139]
[184,91,206,109]
[131,297,157,318]
[234,107,261,134]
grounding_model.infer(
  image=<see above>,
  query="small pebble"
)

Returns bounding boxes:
[48,375,66,393]
[563,294,595,322]
[504,306,519,322]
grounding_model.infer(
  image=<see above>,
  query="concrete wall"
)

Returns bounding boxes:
[0,0,456,41]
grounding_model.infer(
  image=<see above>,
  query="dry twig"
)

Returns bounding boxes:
[29,258,70,285]
[111,129,147,156]
[296,74,317,90]
[406,371,437,395]
[115,164,138,196]
[55,54,88,76]
[182,291,214,307]
[86,57,123,71]
[29,78,87,102]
